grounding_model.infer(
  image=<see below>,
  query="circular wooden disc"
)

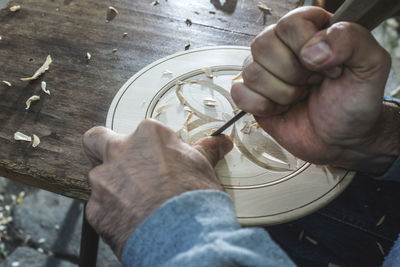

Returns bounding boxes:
[106,46,354,226]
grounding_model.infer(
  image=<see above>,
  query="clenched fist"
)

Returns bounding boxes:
[232,7,400,175]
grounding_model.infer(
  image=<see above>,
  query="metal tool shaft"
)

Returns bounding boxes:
[211,110,247,136]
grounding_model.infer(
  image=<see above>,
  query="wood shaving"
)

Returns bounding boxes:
[86,52,91,60]
[201,66,214,79]
[232,71,243,84]
[186,18,192,26]
[25,95,40,110]
[106,6,119,22]
[258,2,271,13]
[175,80,231,122]
[16,191,25,204]
[240,121,252,134]
[10,5,21,12]
[151,1,159,6]
[240,121,259,134]
[32,134,40,148]
[21,55,52,81]
[173,79,299,172]
[185,111,193,124]
[14,132,32,142]
[203,97,217,107]
[2,81,11,87]
[376,241,385,255]
[112,48,118,53]
[153,104,172,119]
[41,81,50,95]
[185,40,191,50]
[305,236,318,245]
[376,215,386,227]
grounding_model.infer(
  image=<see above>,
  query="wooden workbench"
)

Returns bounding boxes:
[0,0,300,200]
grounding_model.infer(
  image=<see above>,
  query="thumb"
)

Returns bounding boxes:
[192,135,233,167]
[299,22,391,80]
[82,126,122,166]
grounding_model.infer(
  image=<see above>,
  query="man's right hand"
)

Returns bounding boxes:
[232,7,400,175]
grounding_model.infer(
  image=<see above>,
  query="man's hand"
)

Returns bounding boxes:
[82,120,233,258]
[232,7,400,174]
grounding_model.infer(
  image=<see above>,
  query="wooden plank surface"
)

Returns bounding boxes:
[0,0,300,200]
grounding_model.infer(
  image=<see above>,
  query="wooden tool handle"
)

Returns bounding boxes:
[329,0,400,30]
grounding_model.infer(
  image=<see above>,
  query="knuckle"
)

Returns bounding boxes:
[138,119,157,130]
[230,87,239,103]
[137,119,176,142]
[88,165,105,186]
[83,126,106,143]
[328,22,368,43]
[250,25,275,58]
[329,21,355,37]
[230,84,244,106]
[275,14,302,41]
[242,62,262,85]
[251,25,274,58]
[105,138,123,159]
[138,119,166,133]
[275,18,292,38]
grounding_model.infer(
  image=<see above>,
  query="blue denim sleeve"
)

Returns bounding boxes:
[121,190,295,267]
[375,96,400,182]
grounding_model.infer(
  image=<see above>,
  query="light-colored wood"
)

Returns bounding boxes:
[106,46,355,226]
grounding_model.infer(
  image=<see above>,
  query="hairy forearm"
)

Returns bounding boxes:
[334,101,400,176]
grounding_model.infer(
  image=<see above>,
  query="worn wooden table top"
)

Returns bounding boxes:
[0,0,300,200]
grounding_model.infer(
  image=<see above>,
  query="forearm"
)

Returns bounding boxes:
[334,101,400,176]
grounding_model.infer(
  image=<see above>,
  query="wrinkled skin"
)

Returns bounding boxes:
[231,7,395,173]
[82,120,233,258]
[82,6,400,260]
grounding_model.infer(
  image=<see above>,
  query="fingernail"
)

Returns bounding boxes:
[301,41,332,66]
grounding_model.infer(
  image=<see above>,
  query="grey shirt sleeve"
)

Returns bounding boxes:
[121,190,295,267]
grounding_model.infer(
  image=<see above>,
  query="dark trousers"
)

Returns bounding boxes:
[266,173,400,267]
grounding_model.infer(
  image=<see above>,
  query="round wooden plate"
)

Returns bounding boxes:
[106,46,355,226]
